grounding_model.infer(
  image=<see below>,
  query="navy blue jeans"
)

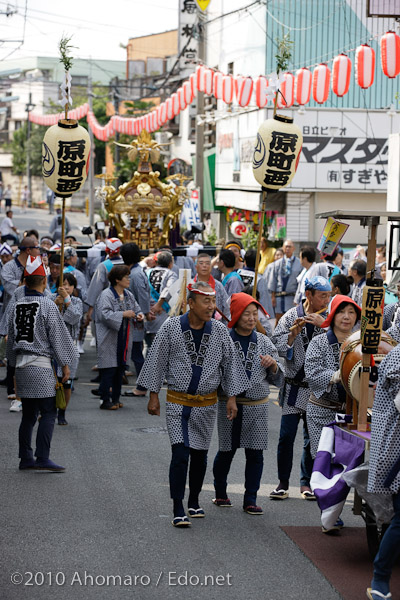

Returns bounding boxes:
[169,443,208,502]
[131,341,146,392]
[19,397,57,460]
[213,448,264,506]
[99,366,125,404]
[277,412,313,487]
[372,492,400,593]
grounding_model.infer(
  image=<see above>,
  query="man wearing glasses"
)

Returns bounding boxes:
[0,237,40,310]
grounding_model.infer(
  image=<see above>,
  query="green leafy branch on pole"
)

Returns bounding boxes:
[273,31,293,115]
[275,31,293,75]
[59,35,75,72]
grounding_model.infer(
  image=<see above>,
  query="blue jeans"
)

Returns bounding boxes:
[99,366,125,404]
[372,492,400,594]
[19,397,56,460]
[213,448,264,506]
[277,412,313,487]
[131,341,146,392]
[169,443,207,503]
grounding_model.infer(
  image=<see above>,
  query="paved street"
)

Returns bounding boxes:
[2,206,95,245]
[0,207,370,600]
[0,334,365,600]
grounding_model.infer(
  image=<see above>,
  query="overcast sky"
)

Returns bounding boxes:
[0,0,180,63]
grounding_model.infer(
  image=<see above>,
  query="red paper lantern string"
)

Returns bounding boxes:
[295,67,312,106]
[381,31,400,78]
[312,63,331,104]
[332,53,352,97]
[355,44,375,89]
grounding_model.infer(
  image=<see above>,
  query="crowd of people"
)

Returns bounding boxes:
[0,222,399,600]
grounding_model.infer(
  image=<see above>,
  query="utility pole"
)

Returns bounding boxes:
[25,92,35,208]
[195,9,206,225]
[88,76,95,226]
[113,77,120,185]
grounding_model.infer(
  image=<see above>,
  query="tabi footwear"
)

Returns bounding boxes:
[300,486,316,501]
[188,507,205,518]
[34,459,65,472]
[243,505,264,515]
[270,487,289,500]
[172,516,191,527]
[212,498,232,507]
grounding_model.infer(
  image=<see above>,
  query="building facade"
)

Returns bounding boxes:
[207,0,400,245]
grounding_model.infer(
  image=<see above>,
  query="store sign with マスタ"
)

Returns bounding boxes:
[216,108,400,192]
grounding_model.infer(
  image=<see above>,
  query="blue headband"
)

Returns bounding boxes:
[304,276,331,292]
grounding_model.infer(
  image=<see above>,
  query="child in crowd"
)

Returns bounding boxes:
[54,273,83,425]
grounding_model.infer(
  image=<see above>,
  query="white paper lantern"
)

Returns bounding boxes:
[42,119,91,198]
[252,114,303,191]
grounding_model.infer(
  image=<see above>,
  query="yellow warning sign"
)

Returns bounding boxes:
[195,0,211,10]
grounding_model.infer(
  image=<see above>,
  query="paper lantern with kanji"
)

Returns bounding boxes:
[42,119,91,198]
[381,31,400,78]
[355,44,375,88]
[252,114,303,191]
[332,54,352,97]
[295,68,312,106]
[255,76,269,108]
[277,73,295,108]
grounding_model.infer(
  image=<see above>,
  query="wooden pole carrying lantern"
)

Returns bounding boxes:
[41,38,91,292]
[252,114,302,294]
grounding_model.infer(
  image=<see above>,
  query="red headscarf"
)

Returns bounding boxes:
[228,292,268,329]
[321,294,361,329]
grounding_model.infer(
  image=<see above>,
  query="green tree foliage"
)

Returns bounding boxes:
[9,123,47,176]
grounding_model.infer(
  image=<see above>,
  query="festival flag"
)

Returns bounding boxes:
[311,424,365,530]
